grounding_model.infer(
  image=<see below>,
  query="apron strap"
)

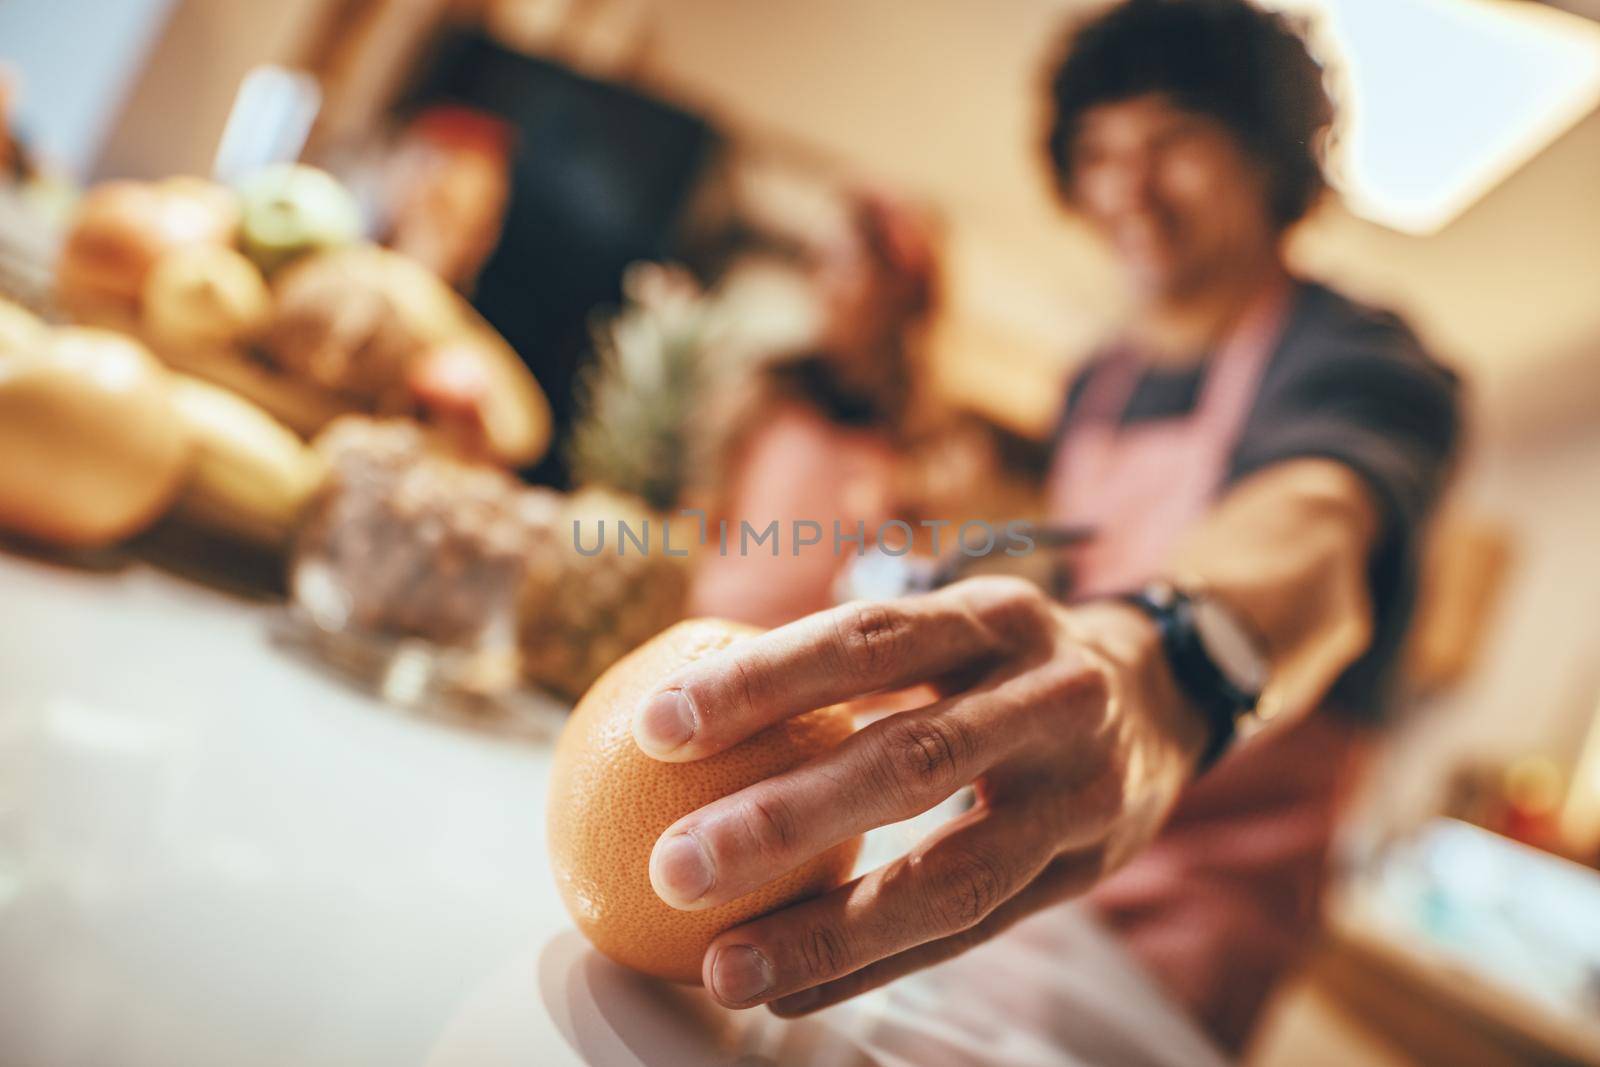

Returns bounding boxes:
[1186,277,1294,451]
[1049,279,1297,540]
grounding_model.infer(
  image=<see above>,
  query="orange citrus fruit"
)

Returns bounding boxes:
[547,619,859,982]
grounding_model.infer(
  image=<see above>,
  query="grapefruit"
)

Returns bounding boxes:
[547,619,859,982]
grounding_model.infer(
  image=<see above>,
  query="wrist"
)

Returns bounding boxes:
[1061,600,1211,774]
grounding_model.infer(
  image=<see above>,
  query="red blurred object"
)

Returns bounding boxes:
[386,105,514,288]
[407,104,514,158]
[406,341,494,459]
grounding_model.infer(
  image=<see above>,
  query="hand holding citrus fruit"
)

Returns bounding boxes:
[546,619,860,984]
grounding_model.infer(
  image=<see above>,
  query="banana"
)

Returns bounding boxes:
[167,374,326,549]
[0,325,191,548]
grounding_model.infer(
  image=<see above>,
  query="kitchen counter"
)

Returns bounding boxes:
[0,549,1226,1067]
[0,548,578,1065]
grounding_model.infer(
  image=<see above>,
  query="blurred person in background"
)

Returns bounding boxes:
[688,189,939,627]
[630,0,1461,1058]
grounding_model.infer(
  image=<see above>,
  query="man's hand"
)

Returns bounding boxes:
[630,577,1210,1015]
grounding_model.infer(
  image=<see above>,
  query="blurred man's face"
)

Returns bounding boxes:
[1068,94,1278,300]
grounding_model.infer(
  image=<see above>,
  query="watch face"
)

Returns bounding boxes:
[1191,597,1269,697]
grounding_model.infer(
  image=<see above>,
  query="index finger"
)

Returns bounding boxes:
[631,589,1005,761]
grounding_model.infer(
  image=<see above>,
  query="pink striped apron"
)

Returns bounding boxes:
[1048,282,1369,1052]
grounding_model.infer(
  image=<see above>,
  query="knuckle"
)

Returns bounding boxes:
[930,846,1011,932]
[983,574,1044,606]
[946,905,1011,957]
[713,655,766,726]
[966,577,1050,644]
[1077,659,1113,705]
[881,715,972,798]
[1041,659,1110,715]
[737,788,802,860]
[837,602,913,680]
[798,923,851,981]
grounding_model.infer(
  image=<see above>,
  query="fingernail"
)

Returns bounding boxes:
[710,945,773,1005]
[651,831,714,908]
[634,688,696,756]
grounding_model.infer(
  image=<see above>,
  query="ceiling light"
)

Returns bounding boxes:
[1268,0,1600,233]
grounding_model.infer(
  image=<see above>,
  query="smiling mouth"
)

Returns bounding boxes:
[1119,228,1178,265]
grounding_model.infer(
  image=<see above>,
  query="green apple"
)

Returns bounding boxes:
[235,164,362,275]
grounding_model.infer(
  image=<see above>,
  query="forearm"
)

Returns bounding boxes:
[1166,457,1380,723]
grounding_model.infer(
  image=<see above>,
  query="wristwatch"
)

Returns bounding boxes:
[1119,581,1271,772]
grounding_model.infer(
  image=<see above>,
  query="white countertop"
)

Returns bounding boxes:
[0,550,574,1066]
[0,549,1223,1067]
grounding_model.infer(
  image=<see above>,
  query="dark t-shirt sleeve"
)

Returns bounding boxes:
[1225,285,1462,713]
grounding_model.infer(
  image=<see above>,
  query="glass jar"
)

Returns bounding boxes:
[288,417,560,712]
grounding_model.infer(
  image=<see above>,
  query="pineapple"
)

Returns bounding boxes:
[519,487,691,699]
[520,264,720,698]
[566,263,717,511]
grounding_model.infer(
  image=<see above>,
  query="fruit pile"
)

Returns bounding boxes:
[0,297,321,549]
[2,165,694,704]
[53,164,550,468]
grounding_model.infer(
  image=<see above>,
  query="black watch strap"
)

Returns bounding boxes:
[1119,586,1256,773]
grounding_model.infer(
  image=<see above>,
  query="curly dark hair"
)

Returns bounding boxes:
[1045,0,1334,229]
